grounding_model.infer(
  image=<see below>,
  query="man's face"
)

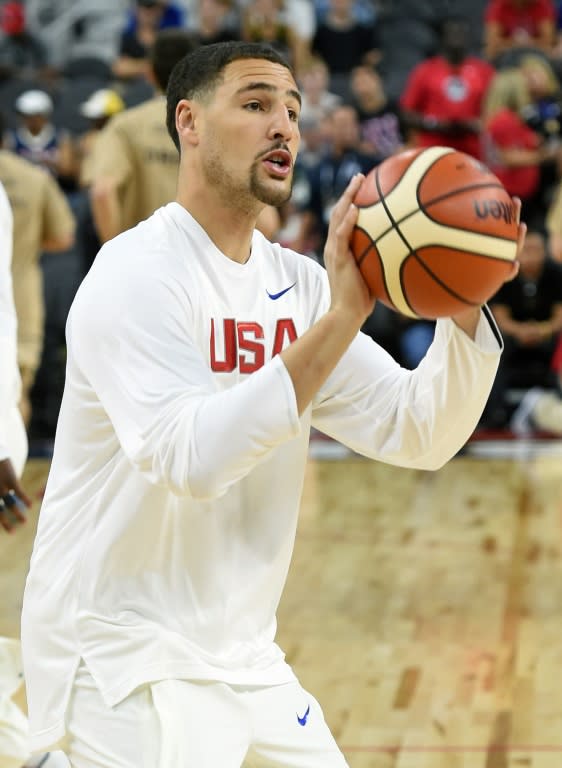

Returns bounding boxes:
[330,107,360,149]
[194,58,301,210]
[22,113,48,134]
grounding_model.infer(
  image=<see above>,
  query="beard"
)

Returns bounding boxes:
[248,160,293,207]
[202,141,293,212]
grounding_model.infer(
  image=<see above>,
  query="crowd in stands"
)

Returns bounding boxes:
[2,0,562,446]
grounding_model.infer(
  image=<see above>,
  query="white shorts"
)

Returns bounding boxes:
[65,664,349,768]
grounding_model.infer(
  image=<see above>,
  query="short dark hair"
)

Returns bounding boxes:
[150,29,199,93]
[166,41,293,153]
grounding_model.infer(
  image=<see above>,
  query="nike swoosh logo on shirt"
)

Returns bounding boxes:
[266,282,297,300]
[297,704,310,726]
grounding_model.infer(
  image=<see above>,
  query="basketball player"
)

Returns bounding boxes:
[88,28,198,244]
[0,121,75,427]
[0,181,70,768]
[21,42,523,768]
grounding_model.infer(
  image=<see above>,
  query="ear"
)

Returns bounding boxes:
[176,99,200,147]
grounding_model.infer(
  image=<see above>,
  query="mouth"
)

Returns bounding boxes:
[262,149,293,179]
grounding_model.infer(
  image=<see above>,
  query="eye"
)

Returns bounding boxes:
[245,101,263,112]
[288,108,299,122]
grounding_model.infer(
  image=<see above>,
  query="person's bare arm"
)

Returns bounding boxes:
[90,177,122,244]
[112,55,149,80]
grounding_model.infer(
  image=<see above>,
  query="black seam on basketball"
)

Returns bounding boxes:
[353,227,376,266]
[374,165,420,314]
[404,249,481,308]
[367,182,513,246]
[418,181,506,209]
[418,184,517,240]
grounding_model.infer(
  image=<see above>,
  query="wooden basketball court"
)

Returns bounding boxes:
[2,443,562,767]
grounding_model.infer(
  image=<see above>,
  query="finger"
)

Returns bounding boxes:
[3,493,27,524]
[335,198,360,244]
[512,196,522,224]
[0,516,14,533]
[0,500,14,533]
[506,260,520,281]
[330,174,365,228]
[516,221,527,255]
[10,479,32,509]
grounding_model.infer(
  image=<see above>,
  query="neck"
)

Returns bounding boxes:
[328,10,352,28]
[445,51,465,67]
[360,92,386,111]
[176,167,258,263]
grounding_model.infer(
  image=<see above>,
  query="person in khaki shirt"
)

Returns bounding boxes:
[89,28,198,244]
[0,129,75,426]
[546,180,562,263]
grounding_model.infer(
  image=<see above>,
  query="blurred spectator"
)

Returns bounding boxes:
[25,0,125,79]
[546,176,562,260]
[298,54,340,159]
[0,0,48,82]
[552,0,562,60]
[0,113,75,428]
[4,89,76,187]
[75,89,125,277]
[314,0,376,25]
[285,0,317,69]
[350,64,405,158]
[484,0,556,63]
[90,29,197,244]
[302,103,378,251]
[190,0,240,46]
[311,0,380,100]
[299,55,341,125]
[485,225,562,427]
[519,53,562,190]
[510,331,562,434]
[241,0,295,65]
[78,89,126,188]
[113,0,185,81]
[482,67,558,221]
[400,15,495,160]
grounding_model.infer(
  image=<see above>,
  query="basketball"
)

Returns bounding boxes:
[351,146,519,319]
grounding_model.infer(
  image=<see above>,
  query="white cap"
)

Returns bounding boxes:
[80,89,125,120]
[15,89,53,115]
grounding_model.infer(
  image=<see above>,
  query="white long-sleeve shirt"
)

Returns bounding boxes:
[21,202,503,751]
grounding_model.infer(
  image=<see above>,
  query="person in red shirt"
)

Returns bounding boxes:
[482,67,558,220]
[484,0,556,62]
[400,15,495,160]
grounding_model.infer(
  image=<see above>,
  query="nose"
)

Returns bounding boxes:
[268,104,296,142]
